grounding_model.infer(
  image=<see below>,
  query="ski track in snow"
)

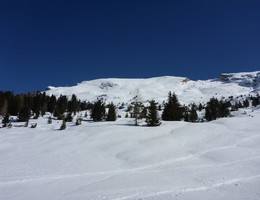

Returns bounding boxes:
[113,174,260,200]
[1,134,259,187]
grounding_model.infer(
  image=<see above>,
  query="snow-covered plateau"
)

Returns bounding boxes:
[1,71,260,200]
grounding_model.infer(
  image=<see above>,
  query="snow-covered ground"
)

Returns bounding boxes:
[1,107,260,200]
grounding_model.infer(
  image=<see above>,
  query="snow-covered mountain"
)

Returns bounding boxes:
[46,71,260,105]
[1,71,260,200]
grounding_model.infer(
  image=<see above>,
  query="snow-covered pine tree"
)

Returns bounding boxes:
[107,102,117,121]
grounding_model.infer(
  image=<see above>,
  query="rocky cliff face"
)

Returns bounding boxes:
[220,71,260,91]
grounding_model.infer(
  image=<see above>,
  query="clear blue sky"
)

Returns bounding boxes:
[1,0,260,93]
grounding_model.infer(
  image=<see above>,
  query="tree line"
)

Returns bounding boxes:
[1,90,260,128]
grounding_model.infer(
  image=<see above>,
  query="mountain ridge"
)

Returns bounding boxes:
[45,71,260,105]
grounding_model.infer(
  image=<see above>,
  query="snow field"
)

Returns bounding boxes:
[0,108,260,199]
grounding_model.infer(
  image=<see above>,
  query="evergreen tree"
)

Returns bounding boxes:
[18,97,31,122]
[162,92,182,121]
[40,92,47,116]
[32,92,42,119]
[205,97,230,121]
[218,100,230,118]
[252,94,260,107]
[0,100,8,116]
[54,95,68,119]
[9,95,24,116]
[146,100,161,126]
[2,113,10,127]
[183,106,190,122]
[107,103,117,121]
[131,89,143,126]
[65,112,73,122]
[189,104,198,122]
[205,106,212,121]
[198,103,204,111]
[91,99,106,121]
[243,99,250,108]
[140,107,148,119]
[48,95,56,114]
[68,94,78,115]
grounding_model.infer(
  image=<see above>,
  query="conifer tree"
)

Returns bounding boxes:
[140,107,148,119]
[68,94,78,115]
[2,113,10,127]
[107,103,117,121]
[131,89,143,126]
[146,100,161,126]
[65,112,73,122]
[183,106,190,122]
[54,95,68,119]
[91,99,106,121]
[18,96,31,122]
[162,92,182,121]
[205,97,230,121]
[189,104,198,122]
[32,92,42,119]
[48,95,56,114]
[252,94,260,107]
[243,99,250,108]
[0,100,8,116]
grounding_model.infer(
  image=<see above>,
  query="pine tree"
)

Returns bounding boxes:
[0,100,8,116]
[32,92,42,119]
[107,103,117,121]
[48,95,56,114]
[252,94,260,107]
[2,113,10,127]
[146,100,161,126]
[162,92,182,121]
[205,97,230,121]
[65,112,73,122]
[198,103,203,111]
[205,106,212,121]
[189,104,198,122]
[91,99,106,121]
[54,95,68,119]
[9,95,24,116]
[243,99,250,108]
[68,94,78,115]
[140,107,148,119]
[183,106,190,122]
[18,102,31,122]
[131,90,143,126]
[218,100,230,118]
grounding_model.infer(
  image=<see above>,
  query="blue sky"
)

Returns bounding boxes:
[1,0,260,93]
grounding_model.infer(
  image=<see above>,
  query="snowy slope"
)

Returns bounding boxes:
[0,107,260,200]
[45,71,260,105]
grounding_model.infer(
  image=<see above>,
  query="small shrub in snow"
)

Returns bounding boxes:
[75,117,82,126]
[60,119,66,130]
[31,123,37,128]
[47,116,52,124]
